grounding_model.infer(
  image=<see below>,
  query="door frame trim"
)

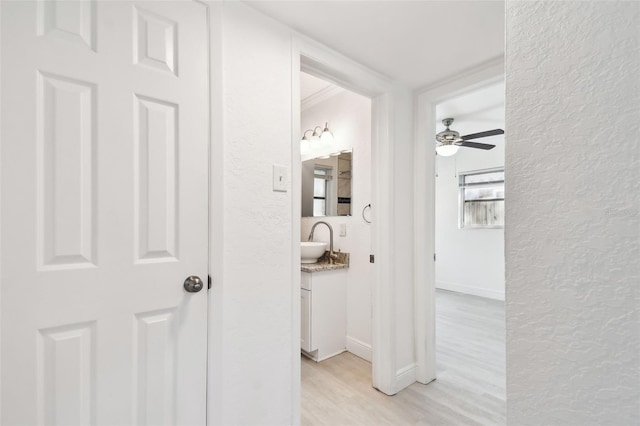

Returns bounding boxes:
[290,34,397,421]
[0,2,3,420]
[412,56,505,383]
[205,1,224,425]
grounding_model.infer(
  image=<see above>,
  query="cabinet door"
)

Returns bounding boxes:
[301,289,312,352]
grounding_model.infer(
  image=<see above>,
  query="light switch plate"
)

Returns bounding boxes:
[339,223,347,237]
[272,164,288,192]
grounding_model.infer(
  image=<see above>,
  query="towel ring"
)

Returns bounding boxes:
[362,203,372,224]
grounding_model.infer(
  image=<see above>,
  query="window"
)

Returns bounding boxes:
[313,166,332,216]
[459,168,504,228]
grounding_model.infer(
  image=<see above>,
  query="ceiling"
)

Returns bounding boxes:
[246,1,505,89]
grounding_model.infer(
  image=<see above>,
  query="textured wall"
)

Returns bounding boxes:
[505,1,640,424]
[208,3,295,424]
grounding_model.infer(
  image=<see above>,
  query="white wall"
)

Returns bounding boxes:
[435,132,505,300]
[506,1,639,424]
[300,89,374,361]
[208,4,294,424]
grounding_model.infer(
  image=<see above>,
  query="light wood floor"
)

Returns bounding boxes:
[301,289,505,425]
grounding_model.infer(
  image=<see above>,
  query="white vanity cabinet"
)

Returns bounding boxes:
[300,269,347,362]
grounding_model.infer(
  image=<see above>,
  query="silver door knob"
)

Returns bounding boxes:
[184,275,204,293]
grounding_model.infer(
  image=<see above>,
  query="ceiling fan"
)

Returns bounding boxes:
[435,118,504,156]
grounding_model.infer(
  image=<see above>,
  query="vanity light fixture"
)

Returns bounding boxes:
[301,122,333,144]
[301,128,319,143]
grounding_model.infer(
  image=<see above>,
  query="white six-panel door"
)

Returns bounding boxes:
[1,1,209,424]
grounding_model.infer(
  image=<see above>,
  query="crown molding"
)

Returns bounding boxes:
[301,84,345,111]
[415,55,504,96]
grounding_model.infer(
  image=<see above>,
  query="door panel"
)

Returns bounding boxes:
[134,308,177,425]
[37,72,97,270]
[134,94,179,263]
[37,321,97,426]
[1,1,209,424]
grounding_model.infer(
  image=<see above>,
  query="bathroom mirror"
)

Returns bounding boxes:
[301,151,352,217]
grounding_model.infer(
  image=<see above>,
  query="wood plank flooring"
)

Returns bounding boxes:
[301,289,505,425]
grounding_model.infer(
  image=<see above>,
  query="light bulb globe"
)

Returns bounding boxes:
[320,131,333,143]
[435,144,459,157]
[300,139,311,155]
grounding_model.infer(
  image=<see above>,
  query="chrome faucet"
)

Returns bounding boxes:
[308,221,338,264]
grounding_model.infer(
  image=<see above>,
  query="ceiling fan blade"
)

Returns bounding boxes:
[461,129,504,140]
[458,141,496,150]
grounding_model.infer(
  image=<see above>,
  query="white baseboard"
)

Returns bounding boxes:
[316,349,347,363]
[301,348,348,362]
[436,280,505,301]
[300,349,315,361]
[395,363,417,393]
[346,336,372,362]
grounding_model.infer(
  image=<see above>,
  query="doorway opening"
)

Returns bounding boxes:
[297,70,374,420]
[290,43,399,422]
[433,79,506,421]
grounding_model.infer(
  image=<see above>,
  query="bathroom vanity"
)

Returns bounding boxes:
[300,253,348,362]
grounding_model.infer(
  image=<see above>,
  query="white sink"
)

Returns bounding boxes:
[301,242,328,264]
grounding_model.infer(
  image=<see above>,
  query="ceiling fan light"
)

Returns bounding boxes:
[436,144,459,157]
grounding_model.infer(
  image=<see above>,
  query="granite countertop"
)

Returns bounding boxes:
[300,251,350,273]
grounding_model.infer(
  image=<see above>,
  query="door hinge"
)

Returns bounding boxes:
[434,253,436,261]
[208,275,212,290]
